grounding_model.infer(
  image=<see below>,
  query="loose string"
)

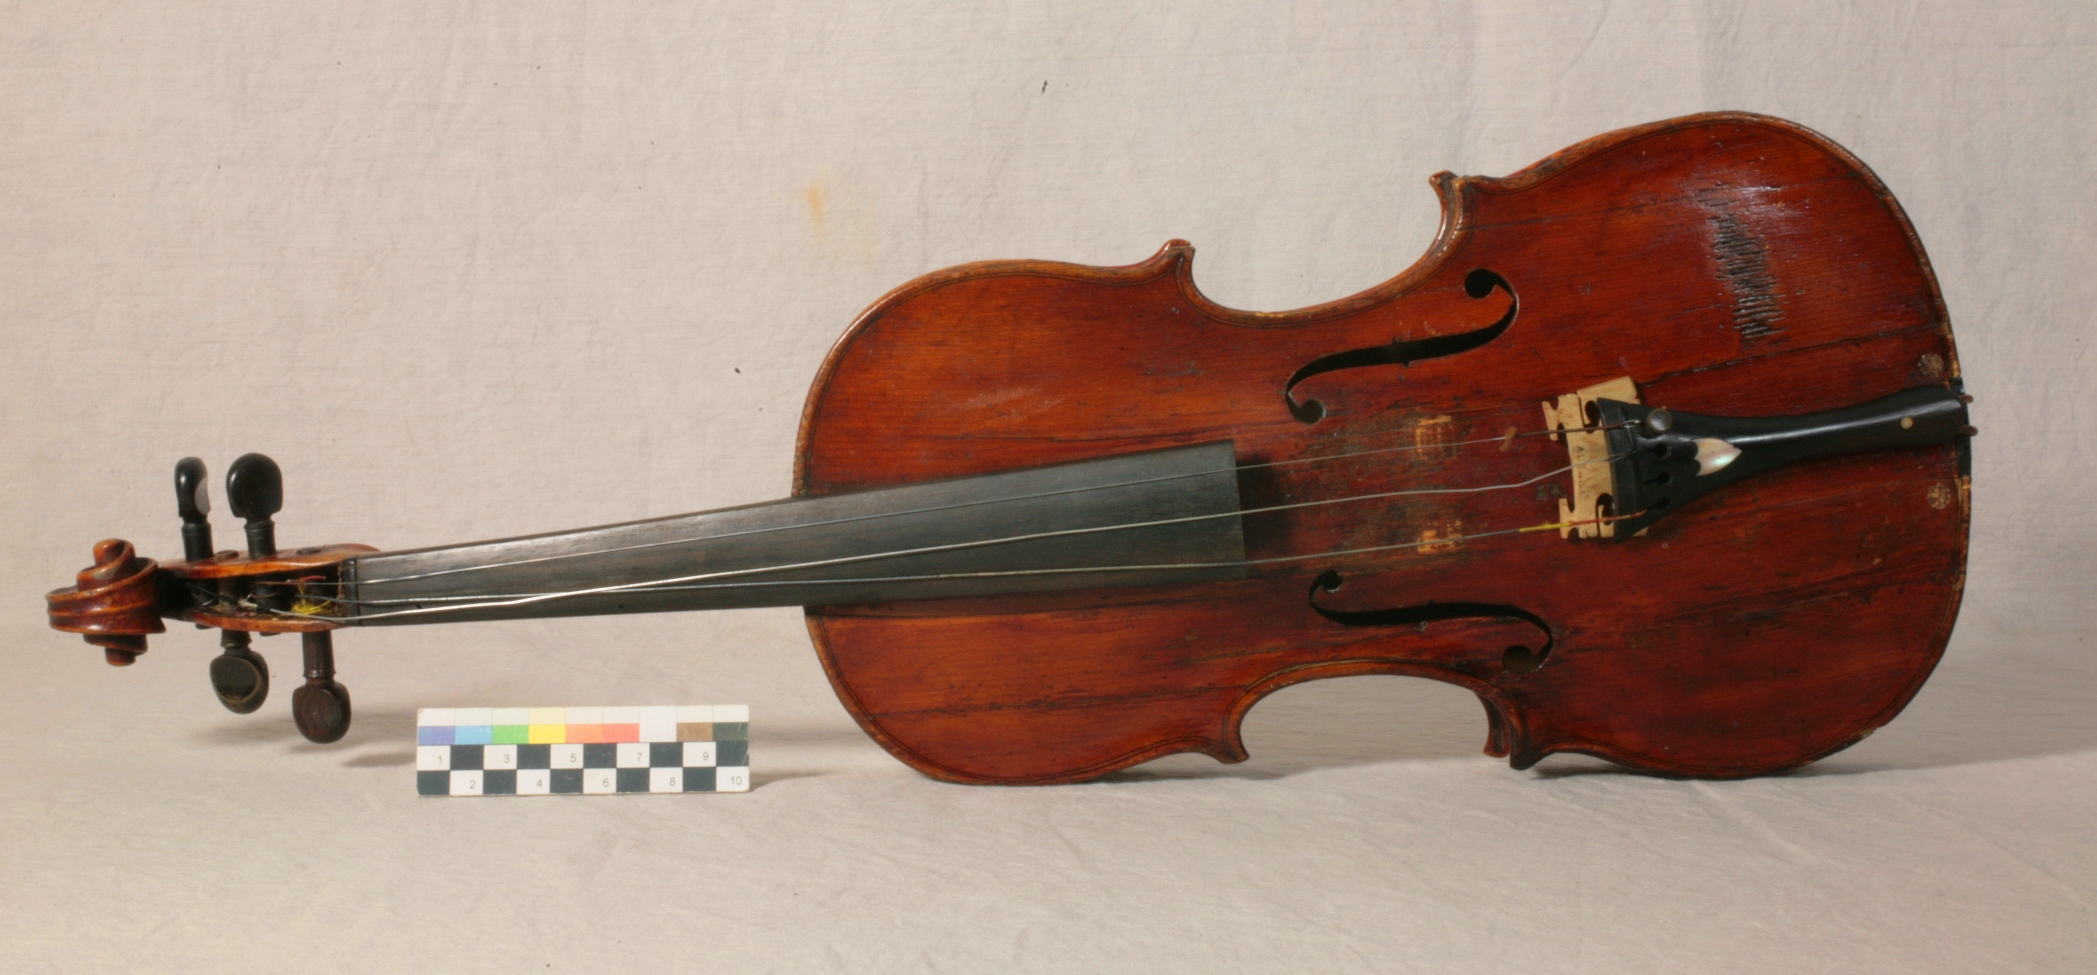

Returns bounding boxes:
[337,420,1630,589]
[271,451,1629,624]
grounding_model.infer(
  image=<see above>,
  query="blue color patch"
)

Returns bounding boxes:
[414,704,752,796]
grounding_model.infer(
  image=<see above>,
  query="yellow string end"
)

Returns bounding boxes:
[289,577,335,616]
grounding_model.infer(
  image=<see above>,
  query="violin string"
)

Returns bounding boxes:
[274,454,1623,623]
[342,421,1609,588]
[195,442,1615,612]
[339,420,1630,589]
[261,511,1638,610]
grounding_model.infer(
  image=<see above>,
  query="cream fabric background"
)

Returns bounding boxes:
[4,2,2092,972]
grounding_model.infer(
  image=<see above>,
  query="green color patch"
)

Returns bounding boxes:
[492,724,530,744]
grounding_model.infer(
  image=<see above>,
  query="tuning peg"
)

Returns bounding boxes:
[225,453,282,558]
[174,458,215,563]
[291,631,351,743]
[208,630,270,713]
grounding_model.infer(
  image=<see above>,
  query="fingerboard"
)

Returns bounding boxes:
[415,705,750,796]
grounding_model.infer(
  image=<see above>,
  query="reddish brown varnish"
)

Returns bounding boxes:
[48,543,375,647]
[46,539,165,664]
[48,113,1967,781]
[793,113,1967,783]
[164,545,377,581]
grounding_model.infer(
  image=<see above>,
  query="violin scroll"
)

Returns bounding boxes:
[45,538,166,665]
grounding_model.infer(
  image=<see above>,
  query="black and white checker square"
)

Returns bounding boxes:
[417,740,750,796]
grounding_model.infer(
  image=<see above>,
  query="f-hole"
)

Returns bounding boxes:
[1283,269,1518,423]
[1310,570,1556,676]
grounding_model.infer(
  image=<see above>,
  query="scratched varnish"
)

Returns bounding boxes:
[795,113,1967,784]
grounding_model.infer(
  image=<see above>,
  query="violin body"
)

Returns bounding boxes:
[48,112,1970,782]
[795,113,1967,782]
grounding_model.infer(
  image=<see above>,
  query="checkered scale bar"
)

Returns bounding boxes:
[416,705,749,796]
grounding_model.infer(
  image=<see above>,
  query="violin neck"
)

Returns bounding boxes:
[336,441,1246,626]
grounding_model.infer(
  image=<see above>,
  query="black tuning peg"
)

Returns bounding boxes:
[176,457,270,710]
[174,457,215,563]
[209,630,270,714]
[210,452,352,741]
[292,632,351,743]
[225,453,282,558]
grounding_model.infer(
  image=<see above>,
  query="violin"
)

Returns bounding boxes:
[47,112,1974,784]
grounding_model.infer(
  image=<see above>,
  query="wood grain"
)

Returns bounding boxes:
[794,112,1967,783]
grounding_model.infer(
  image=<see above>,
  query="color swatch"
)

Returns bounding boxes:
[416,705,749,796]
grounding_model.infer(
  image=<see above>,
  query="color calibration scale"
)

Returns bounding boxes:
[416,706,750,797]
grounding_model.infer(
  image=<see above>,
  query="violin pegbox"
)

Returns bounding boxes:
[44,453,374,743]
[1541,376,1639,539]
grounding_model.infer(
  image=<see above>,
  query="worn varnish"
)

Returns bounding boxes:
[795,113,1967,783]
[48,113,1969,781]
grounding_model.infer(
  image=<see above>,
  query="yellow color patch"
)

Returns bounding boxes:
[527,724,567,744]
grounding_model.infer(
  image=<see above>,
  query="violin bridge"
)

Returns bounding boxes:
[1542,376,1639,539]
